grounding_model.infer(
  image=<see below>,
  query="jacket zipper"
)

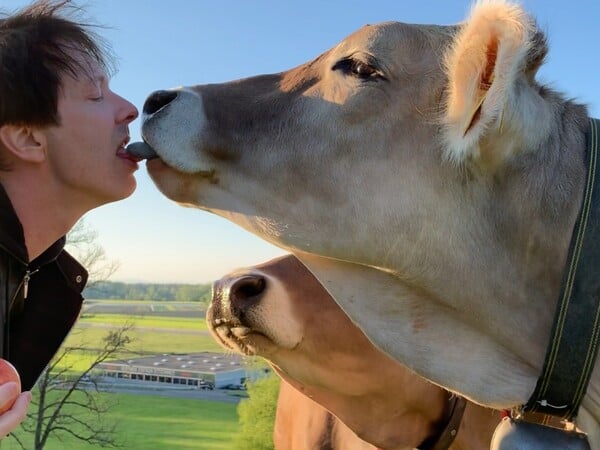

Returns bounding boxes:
[22,268,39,300]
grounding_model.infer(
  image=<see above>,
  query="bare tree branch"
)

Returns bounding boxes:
[10,323,134,449]
[38,324,133,448]
[8,430,28,450]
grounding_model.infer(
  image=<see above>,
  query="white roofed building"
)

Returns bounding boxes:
[97,352,265,389]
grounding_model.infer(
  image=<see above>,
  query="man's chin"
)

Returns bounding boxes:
[99,179,137,206]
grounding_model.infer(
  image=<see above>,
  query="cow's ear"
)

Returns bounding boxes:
[442,1,548,169]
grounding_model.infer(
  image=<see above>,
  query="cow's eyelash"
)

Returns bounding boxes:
[331,58,386,81]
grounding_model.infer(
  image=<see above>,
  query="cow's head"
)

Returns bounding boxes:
[138,2,573,271]
[207,254,468,449]
[141,17,456,261]
[135,1,593,413]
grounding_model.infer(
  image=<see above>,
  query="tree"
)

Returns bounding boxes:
[9,325,133,449]
[175,284,199,302]
[233,373,280,450]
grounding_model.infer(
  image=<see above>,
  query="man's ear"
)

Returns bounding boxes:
[0,125,47,164]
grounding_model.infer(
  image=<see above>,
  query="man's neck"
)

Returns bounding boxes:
[1,172,80,261]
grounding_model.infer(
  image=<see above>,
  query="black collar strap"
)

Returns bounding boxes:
[418,394,467,450]
[524,118,600,420]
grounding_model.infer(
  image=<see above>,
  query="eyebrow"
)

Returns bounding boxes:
[92,74,107,85]
[84,74,108,93]
[80,70,108,85]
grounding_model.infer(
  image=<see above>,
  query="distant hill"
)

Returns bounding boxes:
[84,281,212,302]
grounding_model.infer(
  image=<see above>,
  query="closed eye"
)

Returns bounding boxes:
[332,57,386,81]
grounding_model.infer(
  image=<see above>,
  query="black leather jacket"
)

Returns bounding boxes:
[0,184,87,390]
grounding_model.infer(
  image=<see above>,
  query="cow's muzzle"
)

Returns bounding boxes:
[207,274,269,355]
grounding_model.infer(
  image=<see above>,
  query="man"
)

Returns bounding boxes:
[0,0,139,435]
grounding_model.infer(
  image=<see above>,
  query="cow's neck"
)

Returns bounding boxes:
[379,132,588,368]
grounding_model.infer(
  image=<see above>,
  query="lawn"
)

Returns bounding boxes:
[85,299,202,305]
[5,392,239,450]
[71,327,219,350]
[80,313,210,331]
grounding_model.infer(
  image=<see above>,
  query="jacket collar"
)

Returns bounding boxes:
[0,182,28,264]
[0,182,66,268]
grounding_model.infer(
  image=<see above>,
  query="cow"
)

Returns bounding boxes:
[133,0,600,444]
[208,255,500,450]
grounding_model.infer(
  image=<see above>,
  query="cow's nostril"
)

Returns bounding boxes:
[230,275,267,304]
[143,90,178,115]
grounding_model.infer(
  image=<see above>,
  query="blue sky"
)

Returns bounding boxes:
[4,0,600,283]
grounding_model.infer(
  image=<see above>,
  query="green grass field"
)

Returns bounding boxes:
[64,327,221,351]
[81,313,210,331]
[85,299,203,304]
[5,392,239,450]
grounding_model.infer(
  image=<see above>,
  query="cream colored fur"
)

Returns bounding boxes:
[444,0,553,169]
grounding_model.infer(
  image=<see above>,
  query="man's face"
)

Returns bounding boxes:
[41,57,139,210]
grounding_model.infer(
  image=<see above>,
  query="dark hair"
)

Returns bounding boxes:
[0,0,113,128]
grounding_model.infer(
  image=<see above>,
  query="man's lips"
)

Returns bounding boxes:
[116,146,142,164]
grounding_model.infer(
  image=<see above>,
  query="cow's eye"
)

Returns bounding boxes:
[332,58,383,81]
